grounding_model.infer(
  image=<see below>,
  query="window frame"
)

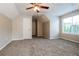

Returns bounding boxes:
[62,14,79,35]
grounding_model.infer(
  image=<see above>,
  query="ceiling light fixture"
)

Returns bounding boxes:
[26,3,49,13]
[34,6,40,13]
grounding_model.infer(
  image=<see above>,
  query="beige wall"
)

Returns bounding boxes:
[0,14,12,50]
[60,34,79,43]
[32,20,36,36]
[59,10,79,43]
[43,21,50,38]
[37,20,43,37]
[23,16,32,39]
[46,13,59,39]
[12,16,32,40]
[12,16,23,40]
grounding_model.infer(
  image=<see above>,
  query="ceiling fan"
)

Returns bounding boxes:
[26,3,49,13]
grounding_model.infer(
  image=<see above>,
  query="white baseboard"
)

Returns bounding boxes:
[50,36,59,40]
[60,37,79,43]
[0,40,12,50]
[0,38,32,50]
[12,38,32,41]
[12,38,24,41]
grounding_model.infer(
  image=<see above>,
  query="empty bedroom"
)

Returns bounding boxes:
[0,3,79,56]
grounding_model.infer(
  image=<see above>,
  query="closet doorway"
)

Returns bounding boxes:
[32,15,50,39]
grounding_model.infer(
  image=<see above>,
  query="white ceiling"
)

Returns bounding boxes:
[0,3,19,20]
[0,3,78,20]
[15,3,53,16]
[46,3,79,16]
[15,3,79,16]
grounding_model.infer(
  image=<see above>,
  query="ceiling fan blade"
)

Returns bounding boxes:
[30,3,36,5]
[40,6,49,9]
[26,7,33,10]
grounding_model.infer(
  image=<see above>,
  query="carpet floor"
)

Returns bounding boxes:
[0,38,79,56]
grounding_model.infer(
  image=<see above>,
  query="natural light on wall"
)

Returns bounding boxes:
[62,15,79,35]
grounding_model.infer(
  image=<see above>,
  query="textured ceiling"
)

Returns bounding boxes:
[15,3,79,16]
[15,3,54,16]
[0,3,78,20]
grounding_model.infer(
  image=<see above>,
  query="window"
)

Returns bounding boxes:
[62,15,79,35]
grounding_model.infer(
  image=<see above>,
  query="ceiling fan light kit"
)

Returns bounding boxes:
[34,6,40,12]
[26,3,49,13]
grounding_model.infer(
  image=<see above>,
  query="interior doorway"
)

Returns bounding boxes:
[32,15,50,39]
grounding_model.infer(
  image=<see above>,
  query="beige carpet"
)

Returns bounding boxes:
[0,38,79,56]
